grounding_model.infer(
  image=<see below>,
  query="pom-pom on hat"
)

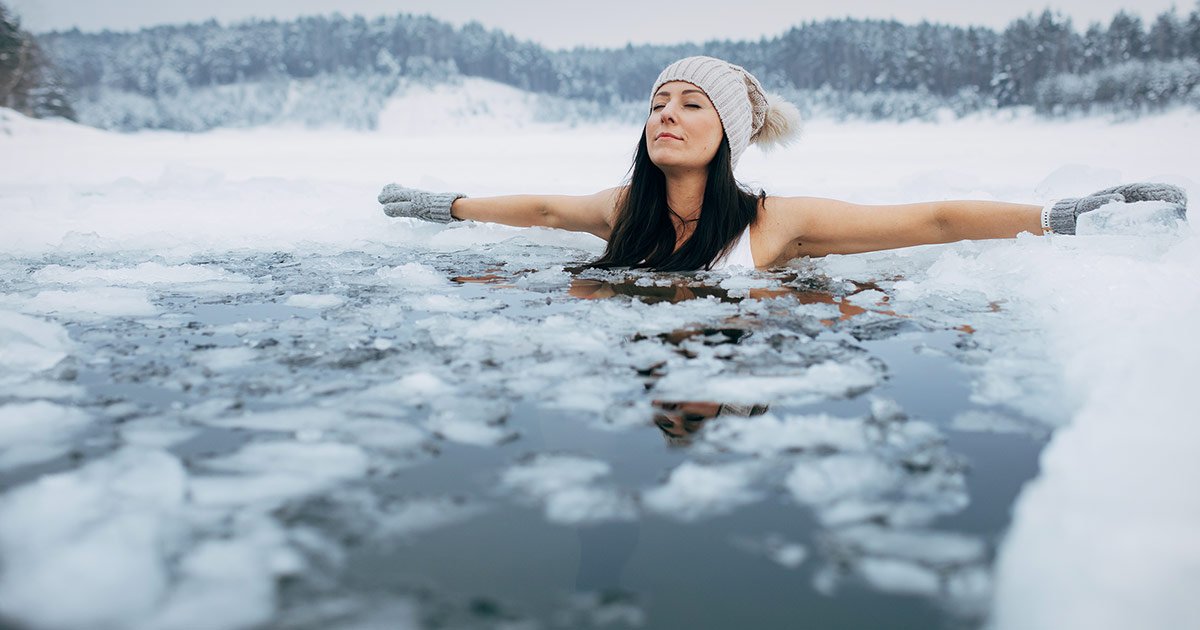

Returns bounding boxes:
[650,56,802,169]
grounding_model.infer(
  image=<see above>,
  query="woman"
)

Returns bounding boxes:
[378,56,1187,272]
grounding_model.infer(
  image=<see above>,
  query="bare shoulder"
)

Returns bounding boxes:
[759,195,858,230]
[755,195,863,263]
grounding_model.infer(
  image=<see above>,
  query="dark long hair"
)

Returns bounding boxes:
[587,130,765,272]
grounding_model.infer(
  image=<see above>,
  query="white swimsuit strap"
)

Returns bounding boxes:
[710,225,755,270]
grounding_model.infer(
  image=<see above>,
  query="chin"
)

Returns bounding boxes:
[649,153,698,170]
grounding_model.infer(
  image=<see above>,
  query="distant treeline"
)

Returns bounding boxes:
[9,1,1200,129]
[0,3,73,119]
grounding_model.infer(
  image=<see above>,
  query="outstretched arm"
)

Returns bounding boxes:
[380,183,621,241]
[767,196,1043,258]
[451,187,621,240]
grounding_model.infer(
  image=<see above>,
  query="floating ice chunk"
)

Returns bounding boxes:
[718,274,775,290]
[284,294,345,309]
[359,371,454,403]
[500,454,634,525]
[735,534,809,569]
[427,397,514,446]
[501,454,612,497]
[642,461,765,522]
[145,525,293,630]
[411,294,503,313]
[375,262,447,288]
[193,346,257,371]
[655,359,878,404]
[191,441,369,507]
[513,265,569,290]
[0,449,186,630]
[0,401,91,469]
[543,486,636,524]
[0,310,71,380]
[771,543,809,569]
[338,419,426,452]
[952,409,1046,436]
[31,262,251,287]
[0,379,85,400]
[376,497,487,537]
[702,413,869,456]
[544,376,628,413]
[835,524,985,566]
[564,592,646,628]
[856,557,941,596]
[119,417,199,449]
[785,455,899,506]
[203,407,347,432]
[1075,200,1187,236]
[944,565,993,614]
[22,287,157,319]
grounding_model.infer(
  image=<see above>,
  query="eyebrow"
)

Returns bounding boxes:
[654,88,705,98]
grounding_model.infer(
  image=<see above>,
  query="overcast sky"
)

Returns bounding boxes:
[8,0,1190,49]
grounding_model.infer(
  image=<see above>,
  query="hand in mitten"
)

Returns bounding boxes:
[1044,182,1188,235]
[1091,182,1187,208]
[378,183,466,224]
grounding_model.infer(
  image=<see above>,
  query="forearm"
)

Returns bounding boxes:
[938,200,1045,241]
[450,195,551,228]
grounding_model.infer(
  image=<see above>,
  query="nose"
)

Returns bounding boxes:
[657,100,679,123]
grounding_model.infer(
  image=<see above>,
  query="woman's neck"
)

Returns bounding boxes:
[664,171,707,224]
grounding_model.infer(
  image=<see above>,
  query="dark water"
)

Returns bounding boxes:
[0,249,1048,630]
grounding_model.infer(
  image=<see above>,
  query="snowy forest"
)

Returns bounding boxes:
[4,1,1200,131]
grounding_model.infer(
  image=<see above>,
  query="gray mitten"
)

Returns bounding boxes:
[1091,182,1187,208]
[378,183,466,224]
[1045,182,1188,235]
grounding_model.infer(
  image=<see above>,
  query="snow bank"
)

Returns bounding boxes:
[816,181,1200,626]
[980,227,1200,629]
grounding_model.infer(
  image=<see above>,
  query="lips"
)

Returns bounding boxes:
[656,132,682,141]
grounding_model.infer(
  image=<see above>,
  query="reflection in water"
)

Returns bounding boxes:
[651,399,770,446]
[448,265,999,621]
[654,397,989,620]
[568,275,898,319]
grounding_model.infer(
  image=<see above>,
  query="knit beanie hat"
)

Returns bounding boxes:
[650,56,802,169]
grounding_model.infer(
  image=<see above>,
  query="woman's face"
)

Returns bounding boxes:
[645,81,724,172]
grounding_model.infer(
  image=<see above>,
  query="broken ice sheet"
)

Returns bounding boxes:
[816,524,991,613]
[198,407,427,452]
[13,287,158,321]
[31,262,254,293]
[190,441,370,508]
[651,358,879,405]
[0,449,188,629]
[499,453,636,525]
[701,412,871,456]
[733,533,809,569]
[281,488,487,542]
[0,401,92,469]
[641,460,767,522]
[0,310,72,381]
[284,293,346,309]
[427,396,515,446]
[1075,200,1188,236]
[374,262,448,289]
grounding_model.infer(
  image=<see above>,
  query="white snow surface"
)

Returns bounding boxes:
[1,82,1199,629]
